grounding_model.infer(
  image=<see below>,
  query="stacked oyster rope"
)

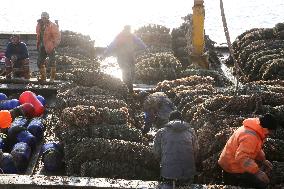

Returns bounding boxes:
[225,23,284,82]
[134,24,182,84]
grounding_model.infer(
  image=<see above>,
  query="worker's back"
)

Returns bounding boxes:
[154,119,197,181]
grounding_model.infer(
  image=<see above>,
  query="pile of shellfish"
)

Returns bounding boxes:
[225,23,284,82]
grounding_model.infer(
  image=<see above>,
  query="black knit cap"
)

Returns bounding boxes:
[259,113,278,130]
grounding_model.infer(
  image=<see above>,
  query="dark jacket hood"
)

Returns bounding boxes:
[165,120,189,132]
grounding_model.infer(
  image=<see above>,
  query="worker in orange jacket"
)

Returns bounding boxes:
[218,113,278,189]
[36,12,61,82]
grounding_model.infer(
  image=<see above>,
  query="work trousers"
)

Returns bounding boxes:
[5,58,30,78]
[37,46,56,68]
[117,56,135,93]
[223,171,268,189]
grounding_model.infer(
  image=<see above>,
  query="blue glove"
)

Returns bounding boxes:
[142,112,151,134]
[144,112,151,125]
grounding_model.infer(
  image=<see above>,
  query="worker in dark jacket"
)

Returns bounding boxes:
[5,35,30,79]
[218,113,278,189]
[103,25,147,93]
[142,92,176,134]
[153,110,199,188]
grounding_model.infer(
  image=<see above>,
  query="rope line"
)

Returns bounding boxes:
[219,0,241,95]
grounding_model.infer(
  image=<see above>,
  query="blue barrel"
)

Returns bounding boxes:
[16,131,36,150]
[36,95,46,106]
[0,153,18,174]
[41,142,63,172]
[8,117,28,140]
[11,117,28,128]
[27,118,44,141]
[0,99,20,110]
[0,93,8,101]
[11,142,31,172]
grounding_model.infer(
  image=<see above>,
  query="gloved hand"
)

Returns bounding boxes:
[11,55,17,62]
[141,112,152,134]
[263,160,273,171]
[255,170,270,184]
[141,124,151,135]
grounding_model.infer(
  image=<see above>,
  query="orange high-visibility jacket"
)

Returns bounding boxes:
[218,118,268,174]
[36,21,61,54]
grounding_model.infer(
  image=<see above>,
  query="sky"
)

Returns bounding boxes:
[1,0,284,46]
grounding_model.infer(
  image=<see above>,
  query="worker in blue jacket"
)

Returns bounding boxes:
[142,92,177,134]
[103,25,147,93]
[5,35,30,79]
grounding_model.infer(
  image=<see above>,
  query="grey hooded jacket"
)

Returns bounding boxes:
[153,120,198,180]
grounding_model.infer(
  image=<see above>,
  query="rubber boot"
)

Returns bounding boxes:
[5,58,13,79]
[38,65,46,82]
[24,70,30,80]
[49,67,56,82]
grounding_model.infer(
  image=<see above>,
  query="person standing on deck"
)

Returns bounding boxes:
[103,25,147,93]
[5,34,30,79]
[36,12,61,82]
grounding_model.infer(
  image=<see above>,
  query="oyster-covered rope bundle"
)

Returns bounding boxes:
[70,71,128,97]
[135,52,182,84]
[58,123,143,146]
[56,85,127,109]
[81,159,158,180]
[135,24,172,52]
[264,138,284,162]
[55,30,100,77]
[58,30,95,58]
[225,23,284,82]
[180,69,233,87]
[60,105,129,128]
[56,55,100,75]
[155,76,215,92]
[65,138,159,177]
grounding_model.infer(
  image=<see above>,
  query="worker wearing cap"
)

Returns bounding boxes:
[218,113,278,189]
[5,35,30,79]
[36,12,61,82]
[103,25,147,93]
